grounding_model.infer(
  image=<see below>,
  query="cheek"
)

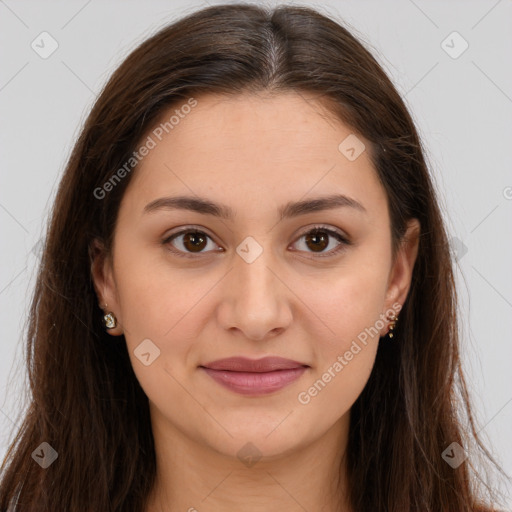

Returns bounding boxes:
[295,257,390,346]
[294,285,384,421]
[291,259,388,411]
[112,245,210,389]
[296,340,378,429]
[113,260,207,412]
[114,240,210,340]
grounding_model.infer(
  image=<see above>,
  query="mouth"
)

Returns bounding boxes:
[199,356,310,396]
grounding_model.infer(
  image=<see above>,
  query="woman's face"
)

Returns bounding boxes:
[92,91,419,460]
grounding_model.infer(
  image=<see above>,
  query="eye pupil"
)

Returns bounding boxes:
[167,226,345,258]
[305,231,329,252]
[183,231,207,252]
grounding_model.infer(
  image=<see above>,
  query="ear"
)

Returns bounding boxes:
[89,238,123,336]
[381,218,420,330]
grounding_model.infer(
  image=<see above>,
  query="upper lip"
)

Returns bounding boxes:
[200,356,309,373]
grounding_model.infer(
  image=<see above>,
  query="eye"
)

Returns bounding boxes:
[162,225,351,259]
[162,227,222,258]
[290,225,351,258]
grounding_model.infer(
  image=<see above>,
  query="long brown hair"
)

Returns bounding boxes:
[0,3,505,511]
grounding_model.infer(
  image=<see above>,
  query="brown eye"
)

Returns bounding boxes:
[304,230,330,252]
[182,231,208,252]
[163,228,221,258]
[291,226,350,258]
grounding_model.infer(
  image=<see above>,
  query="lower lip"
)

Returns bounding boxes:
[200,367,308,395]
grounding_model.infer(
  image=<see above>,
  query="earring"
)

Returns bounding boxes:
[102,303,117,330]
[387,313,399,338]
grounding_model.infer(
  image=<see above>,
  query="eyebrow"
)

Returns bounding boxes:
[143,193,367,220]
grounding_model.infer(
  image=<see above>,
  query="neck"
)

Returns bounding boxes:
[145,408,352,512]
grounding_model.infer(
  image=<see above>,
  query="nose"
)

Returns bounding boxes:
[217,242,293,341]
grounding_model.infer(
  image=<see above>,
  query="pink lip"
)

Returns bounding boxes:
[200,357,309,396]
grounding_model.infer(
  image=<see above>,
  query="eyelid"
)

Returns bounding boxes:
[163,224,216,240]
[293,224,350,243]
[162,224,351,258]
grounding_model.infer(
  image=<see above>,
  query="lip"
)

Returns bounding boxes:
[201,356,308,372]
[200,357,309,396]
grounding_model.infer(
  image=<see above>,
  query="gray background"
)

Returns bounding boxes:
[1,0,511,505]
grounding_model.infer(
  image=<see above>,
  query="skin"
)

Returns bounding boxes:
[91,91,420,512]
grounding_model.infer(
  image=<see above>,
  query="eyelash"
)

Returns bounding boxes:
[162,225,351,260]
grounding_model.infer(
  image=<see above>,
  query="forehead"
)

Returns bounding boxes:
[121,92,386,218]
[150,92,360,160]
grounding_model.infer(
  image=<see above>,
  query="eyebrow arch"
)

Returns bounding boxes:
[143,193,367,220]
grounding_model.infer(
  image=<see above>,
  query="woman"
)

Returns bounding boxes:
[0,3,504,511]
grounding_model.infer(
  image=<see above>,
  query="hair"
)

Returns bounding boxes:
[0,3,506,511]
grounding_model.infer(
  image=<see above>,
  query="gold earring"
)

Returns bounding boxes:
[102,303,117,329]
[387,313,399,338]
